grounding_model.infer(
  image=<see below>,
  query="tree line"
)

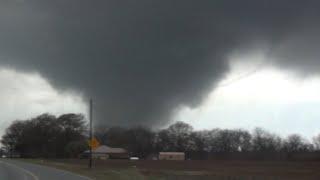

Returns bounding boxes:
[2,113,320,159]
[1,113,87,158]
[96,121,320,159]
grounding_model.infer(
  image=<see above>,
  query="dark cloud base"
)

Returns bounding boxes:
[1,0,320,127]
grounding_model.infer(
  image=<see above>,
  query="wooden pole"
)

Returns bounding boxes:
[89,99,93,168]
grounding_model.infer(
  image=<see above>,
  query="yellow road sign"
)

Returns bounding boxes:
[88,137,100,150]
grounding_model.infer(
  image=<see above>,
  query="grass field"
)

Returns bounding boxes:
[21,159,320,180]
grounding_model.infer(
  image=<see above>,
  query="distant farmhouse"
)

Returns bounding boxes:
[82,145,129,160]
[159,152,185,160]
[82,145,186,160]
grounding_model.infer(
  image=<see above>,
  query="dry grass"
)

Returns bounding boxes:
[20,159,320,180]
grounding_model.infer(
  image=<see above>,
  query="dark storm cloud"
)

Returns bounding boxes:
[1,0,320,127]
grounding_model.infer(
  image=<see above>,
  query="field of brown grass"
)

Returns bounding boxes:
[26,159,318,180]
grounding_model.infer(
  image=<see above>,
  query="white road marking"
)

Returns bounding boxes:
[20,161,92,180]
[49,167,92,180]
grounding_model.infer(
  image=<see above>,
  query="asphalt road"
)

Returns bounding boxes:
[0,159,91,180]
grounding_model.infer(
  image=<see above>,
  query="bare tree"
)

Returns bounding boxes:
[313,134,320,151]
[155,121,195,152]
[125,127,155,158]
[283,134,312,152]
[251,128,282,152]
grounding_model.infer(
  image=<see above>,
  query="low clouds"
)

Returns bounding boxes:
[0,69,86,135]
[0,1,320,127]
[176,68,320,139]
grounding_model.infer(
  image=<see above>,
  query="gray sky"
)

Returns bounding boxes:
[0,0,320,138]
[176,52,320,139]
[0,68,86,136]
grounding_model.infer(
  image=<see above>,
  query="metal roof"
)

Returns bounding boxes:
[159,152,185,155]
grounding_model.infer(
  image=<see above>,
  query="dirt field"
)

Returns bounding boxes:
[35,159,320,180]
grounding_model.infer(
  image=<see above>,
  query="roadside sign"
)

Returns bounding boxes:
[88,137,100,150]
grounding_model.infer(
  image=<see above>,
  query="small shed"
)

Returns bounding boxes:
[159,152,185,160]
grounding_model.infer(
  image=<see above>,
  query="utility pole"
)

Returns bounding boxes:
[89,99,93,168]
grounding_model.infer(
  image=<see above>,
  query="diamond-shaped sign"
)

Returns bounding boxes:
[88,137,100,150]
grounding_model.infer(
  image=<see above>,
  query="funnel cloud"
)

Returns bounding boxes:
[1,0,320,127]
